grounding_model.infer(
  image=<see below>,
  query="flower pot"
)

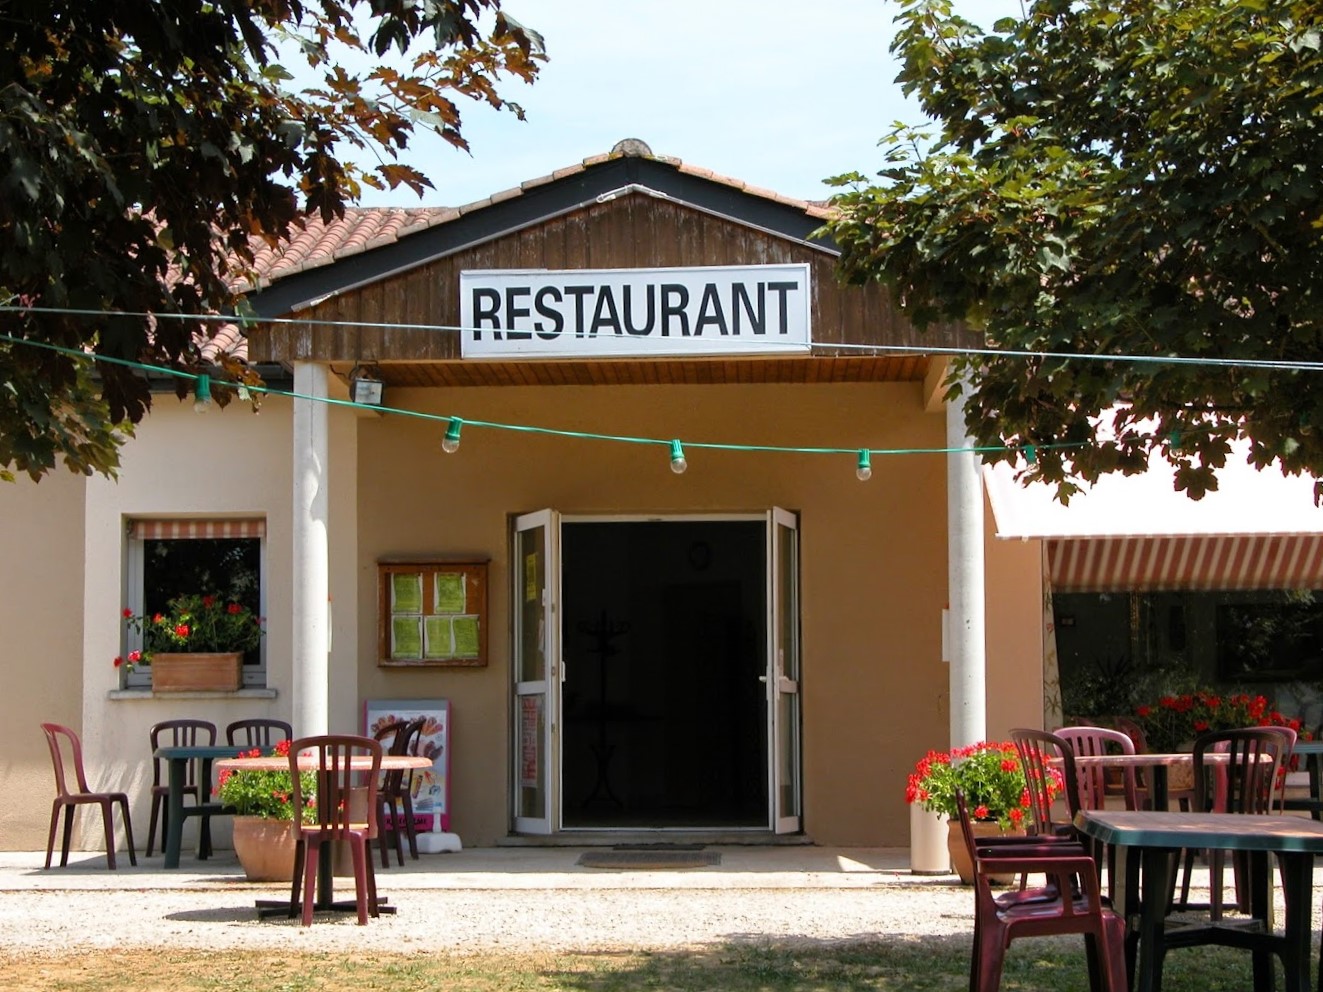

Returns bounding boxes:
[910,802,951,875]
[947,819,1022,885]
[150,651,243,692]
[231,815,296,881]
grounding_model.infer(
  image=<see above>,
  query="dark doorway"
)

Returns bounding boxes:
[561,519,768,828]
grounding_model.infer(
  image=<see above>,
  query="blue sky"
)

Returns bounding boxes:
[332,0,1023,208]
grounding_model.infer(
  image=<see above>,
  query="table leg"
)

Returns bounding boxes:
[1135,845,1177,992]
[1245,850,1275,992]
[163,758,187,869]
[197,758,214,860]
[1276,852,1313,992]
[1309,755,1322,822]
[1150,766,1169,812]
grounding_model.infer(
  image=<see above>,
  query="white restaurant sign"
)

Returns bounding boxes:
[459,264,812,359]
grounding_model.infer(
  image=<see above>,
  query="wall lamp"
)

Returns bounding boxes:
[348,364,384,407]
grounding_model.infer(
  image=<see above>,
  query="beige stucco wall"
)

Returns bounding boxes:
[63,391,359,855]
[0,469,87,848]
[0,373,1053,853]
[351,380,953,847]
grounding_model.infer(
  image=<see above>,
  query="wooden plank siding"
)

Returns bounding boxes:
[251,192,975,386]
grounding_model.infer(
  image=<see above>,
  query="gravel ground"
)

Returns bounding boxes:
[0,847,985,954]
[0,845,1275,957]
[0,885,978,953]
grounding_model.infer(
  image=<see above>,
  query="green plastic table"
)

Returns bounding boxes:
[1076,809,1323,992]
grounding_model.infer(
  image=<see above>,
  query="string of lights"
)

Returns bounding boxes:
[5,303,1323,373]
[0,297,1287,478]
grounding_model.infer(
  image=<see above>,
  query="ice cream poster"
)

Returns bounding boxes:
[363,698,451,831]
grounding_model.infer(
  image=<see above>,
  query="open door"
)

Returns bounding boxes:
[769,507,801,833]
[512,509,560,834]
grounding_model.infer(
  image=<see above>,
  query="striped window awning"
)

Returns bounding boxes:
[128,518,266,540]
[1046,535,1323,592]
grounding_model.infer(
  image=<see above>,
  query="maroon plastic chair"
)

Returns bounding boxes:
[374,717,425,867]
[40,723,137,870]
[287,735,382,925]
[225,718,293,748]
[1054,725,1141,812]
[956,790,1128,992]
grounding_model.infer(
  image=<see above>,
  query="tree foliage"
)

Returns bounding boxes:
[0,0,543,481]
[825,0,1323,501]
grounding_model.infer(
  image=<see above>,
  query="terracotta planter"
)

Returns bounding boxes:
[947,819,1023,885]
[231,815,296,881]
[150,651,243,692]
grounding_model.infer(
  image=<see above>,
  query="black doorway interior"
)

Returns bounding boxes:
[561,520,768,828]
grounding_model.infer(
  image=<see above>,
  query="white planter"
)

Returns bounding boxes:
[909,802,951,875]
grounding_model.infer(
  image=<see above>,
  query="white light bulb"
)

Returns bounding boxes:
[441,435,461,453]
[856,464,872,482]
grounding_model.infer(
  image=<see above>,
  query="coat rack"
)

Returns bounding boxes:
[578,610,630,808]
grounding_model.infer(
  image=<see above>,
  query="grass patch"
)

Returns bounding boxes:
[0,939,1269,992]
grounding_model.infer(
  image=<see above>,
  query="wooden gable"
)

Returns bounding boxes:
[248,153,976,387]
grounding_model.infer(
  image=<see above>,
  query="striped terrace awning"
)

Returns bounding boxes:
[1046,534,1323,592]
[985,448,1323,592]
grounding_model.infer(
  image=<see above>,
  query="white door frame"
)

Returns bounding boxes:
[514,510,802,833]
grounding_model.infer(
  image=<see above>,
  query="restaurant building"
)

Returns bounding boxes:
[4,140,1313,855]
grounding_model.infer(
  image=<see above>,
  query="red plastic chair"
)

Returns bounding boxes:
[287,735,382,925]
[374,717,425,867]
[955,790,1128,992]
[1054,725,1141,812]
[225,718,293,748]
[40,723,137,870]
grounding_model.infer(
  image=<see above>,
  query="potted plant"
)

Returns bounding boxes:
[214,740,316,881]
[116,593,264,691]
[906,741,1061,884]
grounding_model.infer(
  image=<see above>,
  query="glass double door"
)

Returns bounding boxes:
[512,511,801,835]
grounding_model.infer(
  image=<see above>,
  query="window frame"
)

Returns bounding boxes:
[122,518,268,689]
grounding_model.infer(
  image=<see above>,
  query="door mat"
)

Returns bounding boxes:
[613,843,707,851]
[577,850,722,869]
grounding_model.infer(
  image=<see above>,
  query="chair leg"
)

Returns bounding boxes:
[377,799,392,869]
[99,799,117,870]
[288,839,307,919]
[366,851,379,918]
[44,802,61,869]
[301,838,320,926]
[145,793,162,858]
[118,797,137,867]
[391,805,405,867]
[60,805,76,867]
[975,928,1007,992]
[350,838,369,925]
[401,791,419,860]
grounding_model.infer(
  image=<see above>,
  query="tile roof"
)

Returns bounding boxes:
[237,139,834,291]
[207,140,836,364]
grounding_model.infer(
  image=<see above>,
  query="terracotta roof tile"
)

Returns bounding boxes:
[235,141,838,294]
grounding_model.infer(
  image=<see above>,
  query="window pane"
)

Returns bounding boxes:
[143,538,261,667]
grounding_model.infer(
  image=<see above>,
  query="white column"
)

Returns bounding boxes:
[947,380,986,747]
[292,361,330,736]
